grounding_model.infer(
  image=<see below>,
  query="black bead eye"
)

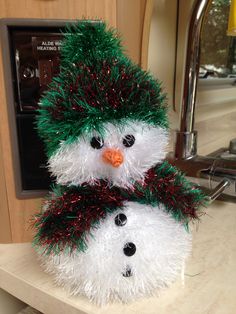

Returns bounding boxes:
[123,135,135,147]
[90,136,104,149]
[115,213,127,226]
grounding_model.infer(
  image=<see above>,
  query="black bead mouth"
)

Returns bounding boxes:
[122,266,132,277]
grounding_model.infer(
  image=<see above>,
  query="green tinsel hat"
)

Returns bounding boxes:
[37,21,168,157]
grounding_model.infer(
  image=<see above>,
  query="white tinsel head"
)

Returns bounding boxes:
[48,120,168,187]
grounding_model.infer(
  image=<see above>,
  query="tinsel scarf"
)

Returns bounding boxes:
[33,161,207,255]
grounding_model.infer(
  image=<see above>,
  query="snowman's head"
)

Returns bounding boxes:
[37,22,169,186]
[48,119,168,187]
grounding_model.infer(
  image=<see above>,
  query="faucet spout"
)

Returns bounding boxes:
[171,0,236,202]
[175,0,211,159]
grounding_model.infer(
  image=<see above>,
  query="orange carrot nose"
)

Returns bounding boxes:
[102,148,124,168]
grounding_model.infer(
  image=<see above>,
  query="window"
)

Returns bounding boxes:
[200,0,236,82]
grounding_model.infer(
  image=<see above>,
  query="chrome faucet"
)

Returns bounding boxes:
[168,0,236,201]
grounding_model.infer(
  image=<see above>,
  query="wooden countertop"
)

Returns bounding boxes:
[0,201,235,314]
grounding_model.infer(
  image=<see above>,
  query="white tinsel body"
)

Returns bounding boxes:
[40,202,191,305]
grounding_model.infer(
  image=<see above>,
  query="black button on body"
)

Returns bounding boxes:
[123,242,136,256]
[115,213,127,226]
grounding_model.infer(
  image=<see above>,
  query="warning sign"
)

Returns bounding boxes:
[32,36,63,57]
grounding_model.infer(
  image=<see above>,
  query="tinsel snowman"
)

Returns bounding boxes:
[33,21,206,305]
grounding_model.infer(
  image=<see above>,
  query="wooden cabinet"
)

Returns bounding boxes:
[0,0,152,243]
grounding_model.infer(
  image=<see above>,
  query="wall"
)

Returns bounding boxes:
[148,0,179,139]
[117,0,147,65]
[147,0,178,143]
[148,0,178,107]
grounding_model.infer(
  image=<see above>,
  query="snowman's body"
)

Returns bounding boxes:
[34,119,202,304]
[34,22,205,306]
[43,202,191,305]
